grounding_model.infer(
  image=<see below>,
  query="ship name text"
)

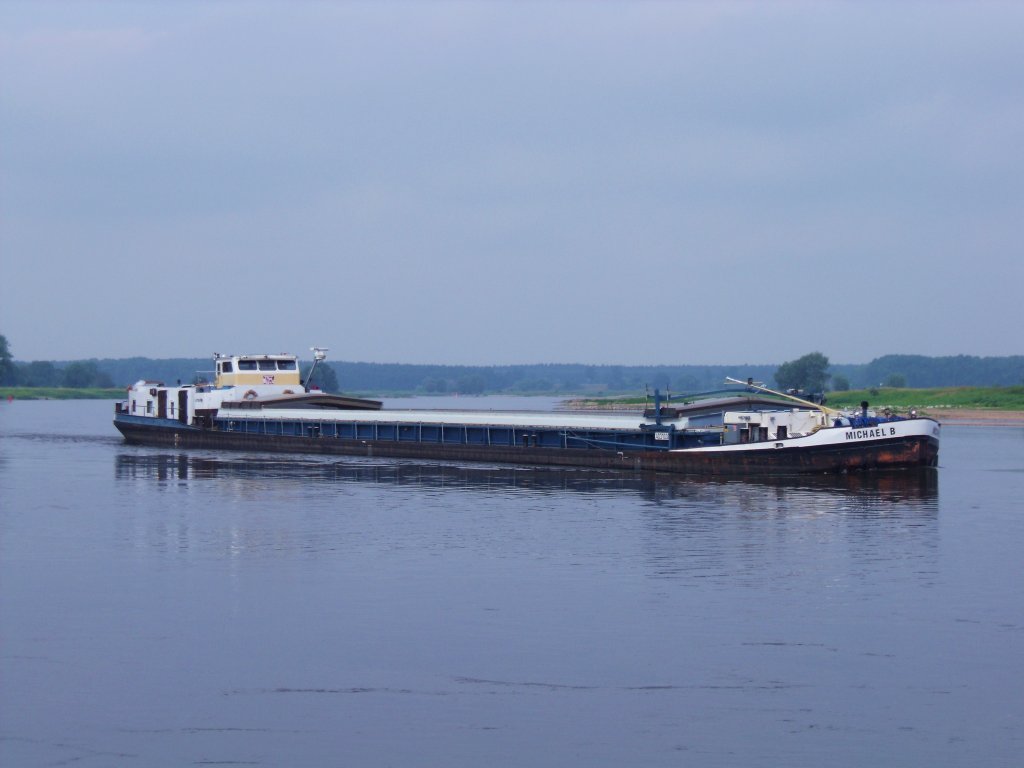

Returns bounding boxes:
[845,426,897,441]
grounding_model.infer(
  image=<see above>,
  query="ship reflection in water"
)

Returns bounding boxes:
[114,451,938,507]
[113,450,939,587]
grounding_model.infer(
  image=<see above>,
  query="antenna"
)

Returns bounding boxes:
[305,346,329,393]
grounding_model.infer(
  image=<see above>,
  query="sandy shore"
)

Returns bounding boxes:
[921,408,1024,426]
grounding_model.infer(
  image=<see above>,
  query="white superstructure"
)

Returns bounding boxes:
[123,352,311,424]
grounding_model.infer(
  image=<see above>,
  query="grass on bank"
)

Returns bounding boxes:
[0,387,124,400]
[572,386,1024,412]
[826,386,1024,410]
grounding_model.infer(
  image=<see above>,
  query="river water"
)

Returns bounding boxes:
[1,399,1021,767]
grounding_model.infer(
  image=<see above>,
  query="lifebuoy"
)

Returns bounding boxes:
[243,389,258,400]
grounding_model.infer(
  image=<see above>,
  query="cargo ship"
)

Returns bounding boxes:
[113,349,940,475]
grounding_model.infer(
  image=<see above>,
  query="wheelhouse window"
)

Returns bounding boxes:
[277,360,297,370]
[222,361,233,373]
[238,360,257,371]
[258,360,276,371]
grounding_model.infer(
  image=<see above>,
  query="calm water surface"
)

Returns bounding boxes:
[1,399,1021,767]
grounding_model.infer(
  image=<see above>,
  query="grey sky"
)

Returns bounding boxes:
[1,1,1021,365]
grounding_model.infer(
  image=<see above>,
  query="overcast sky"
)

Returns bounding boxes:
[1,1,1021,365]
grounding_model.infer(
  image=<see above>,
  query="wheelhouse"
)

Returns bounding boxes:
[214,353,301,388]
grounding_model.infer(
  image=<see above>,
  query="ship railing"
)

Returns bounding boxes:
[840,415,908,429]
[214,414,698,452]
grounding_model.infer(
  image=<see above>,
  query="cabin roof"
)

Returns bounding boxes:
[220,393,382,411]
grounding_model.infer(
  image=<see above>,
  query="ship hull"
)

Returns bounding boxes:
[113,414,939,475]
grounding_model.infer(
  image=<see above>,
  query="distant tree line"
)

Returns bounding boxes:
[0,335,115,388]
[831,354,1024,389]
[2,358,115,389]
[773,351,1024,393]
[321,361,783,395]
[2,334,1022,393]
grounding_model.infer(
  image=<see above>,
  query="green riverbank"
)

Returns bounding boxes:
[826,386,1024,411]
[0,387,124,400]
[569,386,1024,412]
